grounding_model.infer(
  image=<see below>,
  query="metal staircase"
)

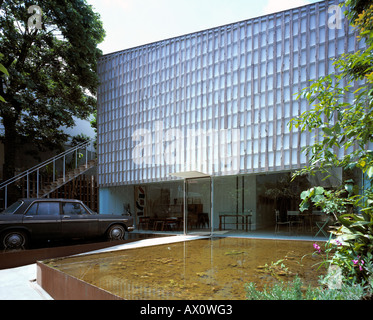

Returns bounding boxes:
[0,140,96,209]
[37,158,97,198]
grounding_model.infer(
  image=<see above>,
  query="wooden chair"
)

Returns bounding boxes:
[138,216,150,230]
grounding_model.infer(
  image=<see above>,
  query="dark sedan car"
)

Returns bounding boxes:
[0,198,134,250]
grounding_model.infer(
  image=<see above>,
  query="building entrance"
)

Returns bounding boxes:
[185,176,211,236]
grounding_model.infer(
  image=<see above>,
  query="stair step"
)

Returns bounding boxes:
[29,159,97,198]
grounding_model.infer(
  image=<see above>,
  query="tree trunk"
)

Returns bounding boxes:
[2,114,18,181]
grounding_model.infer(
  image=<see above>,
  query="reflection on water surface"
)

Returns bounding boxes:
[46,237,325,300]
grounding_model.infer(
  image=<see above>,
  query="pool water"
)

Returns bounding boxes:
[45,237,325,300]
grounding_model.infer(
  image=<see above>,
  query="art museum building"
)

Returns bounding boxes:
[96,0,364,238]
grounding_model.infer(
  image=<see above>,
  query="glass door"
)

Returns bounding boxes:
[185,177,211,235]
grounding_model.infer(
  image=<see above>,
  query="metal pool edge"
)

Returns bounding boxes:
[35,235,211,300]
[36,261,123,300]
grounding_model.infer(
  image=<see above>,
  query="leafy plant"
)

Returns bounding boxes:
[289,1,373,294]
[258,259,293,281]
[299,186,351,219]
[246,276,306,300]
[0,53,9,103]
[245,275,370,300]
[0,1,105,179]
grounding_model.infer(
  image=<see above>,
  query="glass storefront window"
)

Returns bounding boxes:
[128,169,351,239]
[136,181,184,233]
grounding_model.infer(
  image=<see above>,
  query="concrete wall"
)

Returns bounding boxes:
[99,185,134,216]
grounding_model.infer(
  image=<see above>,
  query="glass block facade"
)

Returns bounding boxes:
[97,0,360,188]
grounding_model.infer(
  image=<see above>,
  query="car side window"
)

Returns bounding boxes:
[26,203,38,215]
[62,202,88,215]
[26,202,60,215]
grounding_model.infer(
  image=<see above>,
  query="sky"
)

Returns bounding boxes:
[87,0,322,55]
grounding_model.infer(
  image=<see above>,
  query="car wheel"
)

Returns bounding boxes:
[2,230,28,250]
[107,224,125,241]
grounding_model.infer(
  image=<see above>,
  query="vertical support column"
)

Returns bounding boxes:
[85,144,88,168]
[75,149,78,169]
[36,169,39,198]
[210,176,214,237]
[4,186,7,209]
[27,172,29,198]
[63,155,66,182]
[183,179,187,236]
[53,160,55,182]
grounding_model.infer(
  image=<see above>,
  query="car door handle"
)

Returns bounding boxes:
[24,216,33,219]
[63,215,71,219]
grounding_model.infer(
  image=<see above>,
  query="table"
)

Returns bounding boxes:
[287,211,303,233]
[287,211,321,232]
[151,217,182,231]
[219,213,252,231]
[286,211,332,237]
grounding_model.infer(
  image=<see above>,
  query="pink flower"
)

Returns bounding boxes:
[313,243,321,253]
[352,256,365,271]
[360,259,365,271]
[335,239,342,246]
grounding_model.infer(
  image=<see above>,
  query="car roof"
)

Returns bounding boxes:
[19,198,83,203]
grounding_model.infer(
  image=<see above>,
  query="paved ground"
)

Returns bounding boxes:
[0,264,53,300]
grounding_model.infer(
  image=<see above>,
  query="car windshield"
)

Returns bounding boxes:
[79,203,96,214]
[85,205,96,214]
[0,200,23,214]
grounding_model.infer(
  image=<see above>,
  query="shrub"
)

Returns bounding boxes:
[245,276,371,300]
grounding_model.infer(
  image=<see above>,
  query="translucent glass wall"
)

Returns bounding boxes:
[97,0,360,187]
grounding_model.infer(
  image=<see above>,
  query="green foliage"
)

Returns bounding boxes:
[289,2,373,294]
[245,276,306,300]
[245,276,369,300]
[299,186,351,218]
[344,0,373,32]
[0,53,8,102]
[246,240,373,300]
[298,180,373,286]
[264,172,310,200]
[0,0,105,178]
[90,110,97,134]
[289,2,373,183]
[259,259,293,281]
[70,133,90,147]
[290,70,373,180]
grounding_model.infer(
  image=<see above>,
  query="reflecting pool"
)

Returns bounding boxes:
[45,238,325,300]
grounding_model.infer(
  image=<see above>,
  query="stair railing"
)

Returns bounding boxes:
[0,139,96,209]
